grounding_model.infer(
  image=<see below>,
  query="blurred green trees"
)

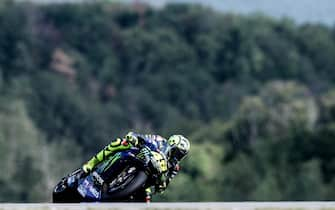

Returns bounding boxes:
[0,1,335,202]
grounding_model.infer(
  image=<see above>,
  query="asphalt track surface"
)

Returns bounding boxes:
[0,202,335,210]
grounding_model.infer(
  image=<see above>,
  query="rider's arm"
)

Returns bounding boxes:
[126,132,166,152]
[82,137,132,173]
[166,163,180,185]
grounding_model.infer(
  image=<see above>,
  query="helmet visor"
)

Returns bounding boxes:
[170,147,187,161]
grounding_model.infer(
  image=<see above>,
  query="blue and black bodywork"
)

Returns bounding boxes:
[52,146,168,203]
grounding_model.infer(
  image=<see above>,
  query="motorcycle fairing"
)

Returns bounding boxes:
[76,149,141,201]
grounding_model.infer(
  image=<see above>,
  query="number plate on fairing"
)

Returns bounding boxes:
[77,177,101,200]
[77,182,87,197]
[77,179,89,197]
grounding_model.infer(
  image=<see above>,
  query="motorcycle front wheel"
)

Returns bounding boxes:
[101,166,148,201]
[52,178,82,203]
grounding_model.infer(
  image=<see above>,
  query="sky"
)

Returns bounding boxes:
[21,0,335,26]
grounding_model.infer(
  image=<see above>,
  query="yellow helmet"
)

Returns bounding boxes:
[167,135,190,161]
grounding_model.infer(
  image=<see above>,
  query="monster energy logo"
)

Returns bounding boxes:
[137,147,151,161]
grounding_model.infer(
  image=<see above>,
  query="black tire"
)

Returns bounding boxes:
[102,170,148,201]
[52,180,69,203]
[52,179,82,203]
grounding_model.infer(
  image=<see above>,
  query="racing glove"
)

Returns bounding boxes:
[82,164,92,174]
[154,174,168,194]
[155,181,167,194]
[76,167,89,179]
[166,164,180,185]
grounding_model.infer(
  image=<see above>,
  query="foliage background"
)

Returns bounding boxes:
[0,0,335,202]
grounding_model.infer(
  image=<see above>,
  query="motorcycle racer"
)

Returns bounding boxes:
[81,132,190,201]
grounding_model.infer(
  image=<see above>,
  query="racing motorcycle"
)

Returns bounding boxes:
[52,145,168,202]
